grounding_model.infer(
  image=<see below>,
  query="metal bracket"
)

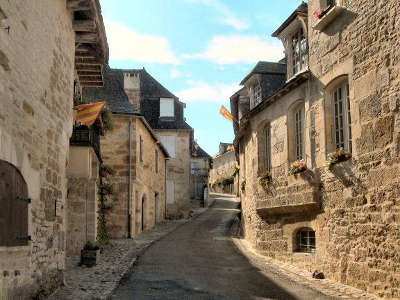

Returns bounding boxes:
[16,196,31,203]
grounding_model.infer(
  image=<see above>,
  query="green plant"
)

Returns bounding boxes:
[241,180,246,192]
[100,165,116,177]
[222,176,234,185]
[258,171,272,186]
[100,183,114,195]
[326,148,352,170]
[101,108,114,132]
[97,203,109,247]
[288,160,307,176]
[73,96,89,106]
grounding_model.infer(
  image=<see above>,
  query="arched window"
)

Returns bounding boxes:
[332,81,352,152]
[0,160,29,246]
[296,227,315,253]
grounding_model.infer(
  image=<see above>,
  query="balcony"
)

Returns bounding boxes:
[70,125,102,162]
[313,4,344,31]
[256,172,320,217]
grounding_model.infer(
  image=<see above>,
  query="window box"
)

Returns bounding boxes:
[326,148,352,170]
[313,5,344,31]
[288,160,307,176]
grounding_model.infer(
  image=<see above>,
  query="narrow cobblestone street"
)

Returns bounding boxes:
[110,194,336,300]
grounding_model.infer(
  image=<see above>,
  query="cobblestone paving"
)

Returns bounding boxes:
[232,233,381,300]
[48,208,206,300]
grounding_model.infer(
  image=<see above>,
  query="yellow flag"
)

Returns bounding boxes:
[220,105,234,122]
[75,101,106,126]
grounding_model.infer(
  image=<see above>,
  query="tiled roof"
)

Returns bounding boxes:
[82,67,139,115]
[272,2,308,37]
[240,61,286,85]
[192,143,211,158]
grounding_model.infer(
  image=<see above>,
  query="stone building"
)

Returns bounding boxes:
[110,68,193,219]
[231,1,400,298]
[190,141,211,205]
[209,143,237,194]
[83,68,169,238]
[0,0,108,298]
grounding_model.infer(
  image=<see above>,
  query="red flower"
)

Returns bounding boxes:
[314,10,321,20]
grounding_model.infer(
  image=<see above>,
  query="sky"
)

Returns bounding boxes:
[99,0,300,156]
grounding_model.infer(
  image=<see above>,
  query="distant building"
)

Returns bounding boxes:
[209,143,237,194]
[190,141,211,205]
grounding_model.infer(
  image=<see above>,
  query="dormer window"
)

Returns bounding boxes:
[250,84,262,109]
[160,98,174,118]
[292,28,308,76]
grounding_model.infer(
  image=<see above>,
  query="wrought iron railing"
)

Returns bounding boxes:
[70,125,102,162]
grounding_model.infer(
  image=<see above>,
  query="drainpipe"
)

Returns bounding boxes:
[164,159,167,220]
[127,120,132,238]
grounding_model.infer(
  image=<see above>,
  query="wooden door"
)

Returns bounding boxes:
[0,160,29,246]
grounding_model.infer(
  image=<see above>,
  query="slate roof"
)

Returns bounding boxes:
[82,67,139,115]
[272,2,308,37]
[119,68,192,130]
[240,61,286,85]
[192,143,211,159]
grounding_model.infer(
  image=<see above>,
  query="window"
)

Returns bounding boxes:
[160,98,174,117]
[294,106,305,160]
[0,160,29,246]
[292,28,308,76]
[140,136,143,162]
[155,149,158,173]
[161,135,176,158]
[191,162,200,175]
[296,228,316,253]
[265,125,272,171]
[333,82,352,152]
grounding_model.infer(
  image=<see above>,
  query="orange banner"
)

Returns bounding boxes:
[220,105,234,122]
[75,101,106,126]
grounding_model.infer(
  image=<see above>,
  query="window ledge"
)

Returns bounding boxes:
[256,202,320,217]
[313,5,344,31]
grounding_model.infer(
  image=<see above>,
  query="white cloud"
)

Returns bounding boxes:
[170,69,182,78]
[186,0,249,31]
[104,20,180,64]
[175,80,240,103]
[184,35,284,64]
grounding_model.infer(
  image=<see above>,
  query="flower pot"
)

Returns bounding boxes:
[81,249,100,267]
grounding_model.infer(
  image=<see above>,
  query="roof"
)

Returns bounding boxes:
[82,67,139,115]
[272,2,308,37]
[219,142,233,155]
[240,61,286,85]
[192,143,211,159]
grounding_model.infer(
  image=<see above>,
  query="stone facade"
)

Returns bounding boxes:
[0,1,75,298]
[232,1,400,299]
[209,148,237,194]
[98,115,167,238]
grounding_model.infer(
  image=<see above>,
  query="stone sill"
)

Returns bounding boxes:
[256,202,320,217]
[313,6,344,31]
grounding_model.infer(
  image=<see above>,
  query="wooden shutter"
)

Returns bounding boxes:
[0,160,29,246]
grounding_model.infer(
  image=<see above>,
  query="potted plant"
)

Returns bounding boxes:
[288,160,307,176]
[222,176,234,186]
[326,148,352,170]
[80,241,100,267]
[101,108,114,132]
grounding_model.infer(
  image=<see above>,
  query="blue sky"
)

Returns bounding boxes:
[99,0,299,156]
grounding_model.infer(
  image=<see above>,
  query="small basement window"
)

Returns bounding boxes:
[296,228,315,253]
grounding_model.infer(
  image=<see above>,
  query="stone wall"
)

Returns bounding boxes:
[157,130,191,218]
[190,157,209,206]
[133,118,166,235]
[66,147,100,257]
[100,115,166,238]
[239,1,400,298]
[0,0,75,298]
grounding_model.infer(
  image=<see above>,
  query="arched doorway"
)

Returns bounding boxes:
[0,160,29,246]
[141,194,147,232]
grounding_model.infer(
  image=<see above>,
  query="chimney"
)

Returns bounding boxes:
[123,72,141,111]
